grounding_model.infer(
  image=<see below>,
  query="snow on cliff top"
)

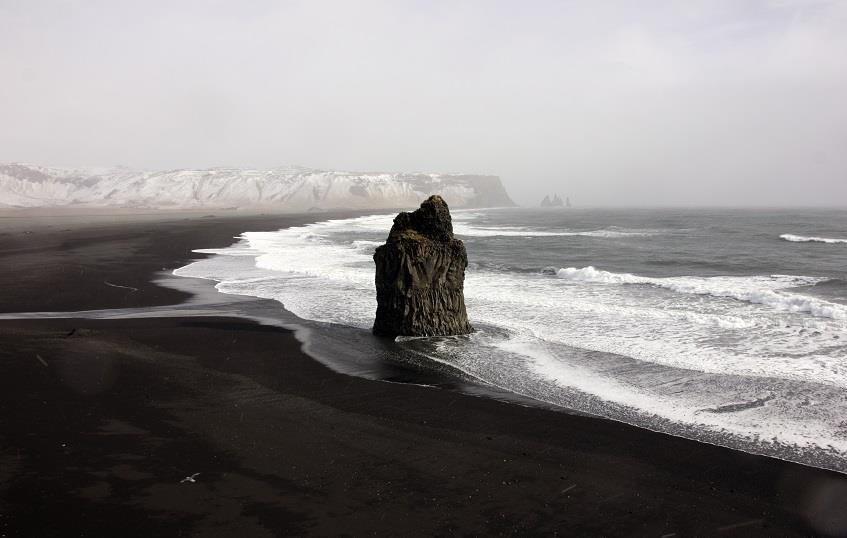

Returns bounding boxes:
[0,163,514,210]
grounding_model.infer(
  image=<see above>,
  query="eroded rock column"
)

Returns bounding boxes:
[373,195,473,337]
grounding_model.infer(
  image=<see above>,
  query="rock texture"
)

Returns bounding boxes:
[373,195,473,337]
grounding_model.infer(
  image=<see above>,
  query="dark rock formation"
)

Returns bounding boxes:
[541,193,566,207]
[373,195,473,337]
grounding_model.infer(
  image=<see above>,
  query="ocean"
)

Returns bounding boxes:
[174,207,847,472]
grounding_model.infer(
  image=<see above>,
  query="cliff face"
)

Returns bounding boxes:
[372,195,473,337]
[459,175,515,208]
[0,163,515,210]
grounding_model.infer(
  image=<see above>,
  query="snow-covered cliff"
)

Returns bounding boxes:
[0,163,515,210]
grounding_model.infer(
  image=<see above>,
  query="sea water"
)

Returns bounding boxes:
[174,207,847,472]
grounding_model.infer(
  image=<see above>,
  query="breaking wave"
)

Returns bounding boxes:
[555,266,844,320]
[780,234,847,244]
[173,209,847,473]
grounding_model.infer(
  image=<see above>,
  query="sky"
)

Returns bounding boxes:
[1,0,845,206]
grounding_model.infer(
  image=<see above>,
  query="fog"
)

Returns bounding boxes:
[1,1,845,206]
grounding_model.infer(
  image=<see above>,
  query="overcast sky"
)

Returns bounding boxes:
[1,0,845,206]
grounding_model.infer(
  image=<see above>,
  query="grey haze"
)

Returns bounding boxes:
[1,0,845,206]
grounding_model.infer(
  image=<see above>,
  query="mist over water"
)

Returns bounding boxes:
[175,207,847,472]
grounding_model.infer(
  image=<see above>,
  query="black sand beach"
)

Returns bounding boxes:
[2,212,847,537]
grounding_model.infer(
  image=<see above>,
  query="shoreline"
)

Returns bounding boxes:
[2,212,847,535]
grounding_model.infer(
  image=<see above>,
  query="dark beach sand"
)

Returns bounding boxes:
[1,211,847,537]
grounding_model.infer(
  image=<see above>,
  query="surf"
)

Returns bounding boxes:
[781,233,847,244]
[554,266,845,320]
[173,208,847,473]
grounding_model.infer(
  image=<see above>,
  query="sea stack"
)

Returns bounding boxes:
[373,195,473,337]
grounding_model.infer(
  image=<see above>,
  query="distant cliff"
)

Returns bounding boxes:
[0,163,516,210]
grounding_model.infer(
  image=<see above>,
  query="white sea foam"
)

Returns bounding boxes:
[781,234,847,244]
[525,342,847,456]
[351,240,383,251]
[555,266,844,320]
[173,211,847,471]
[178,216,847,382]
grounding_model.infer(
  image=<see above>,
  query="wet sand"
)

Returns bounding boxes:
[1,211,847,536]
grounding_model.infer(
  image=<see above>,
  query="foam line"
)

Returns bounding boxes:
[781,234,847,244]
[555,266,844,319]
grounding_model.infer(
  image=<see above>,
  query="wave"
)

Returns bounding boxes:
[555,266,845,320]
[172,211,847,473]
[351,240,383,251]
[780,234,847,244]
[454,224,657,238]
[315,211,658,239]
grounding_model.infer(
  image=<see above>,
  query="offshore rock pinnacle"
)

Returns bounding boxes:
[372,195,473,337]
